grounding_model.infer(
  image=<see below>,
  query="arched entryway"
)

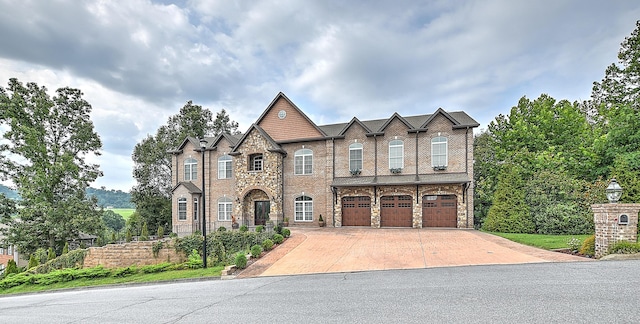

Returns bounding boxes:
[241,189,271,226]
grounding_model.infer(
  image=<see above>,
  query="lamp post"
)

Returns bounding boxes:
[606,178,623,204]
[199,138,208,268]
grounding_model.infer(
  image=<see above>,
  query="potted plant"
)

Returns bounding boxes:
[283,217,289,227]
[231,215,239,229]
[350,168,361,176]
[390,167,403,174]
[318,214,325,227]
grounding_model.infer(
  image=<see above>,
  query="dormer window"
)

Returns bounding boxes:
[249,154,263,171]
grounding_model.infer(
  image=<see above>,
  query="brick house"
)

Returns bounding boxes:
[170,93,479,236]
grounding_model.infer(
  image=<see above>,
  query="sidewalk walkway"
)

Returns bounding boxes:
[237,228,592,278]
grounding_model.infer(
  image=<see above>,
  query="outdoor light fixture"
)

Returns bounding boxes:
[199,138,208,268]
[606,178,622,204]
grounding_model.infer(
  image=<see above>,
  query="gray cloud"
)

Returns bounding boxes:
[1,0,638,190]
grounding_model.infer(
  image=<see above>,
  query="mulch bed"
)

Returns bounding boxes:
[553,248,593,258]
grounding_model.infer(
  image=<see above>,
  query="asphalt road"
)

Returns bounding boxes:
[1,260,639,323]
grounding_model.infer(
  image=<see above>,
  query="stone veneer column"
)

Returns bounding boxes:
[592,204,640,258]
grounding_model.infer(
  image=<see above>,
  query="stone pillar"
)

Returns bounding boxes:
[592,204,640,258]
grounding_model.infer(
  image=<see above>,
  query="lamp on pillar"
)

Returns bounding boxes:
[606,178,623,204]
[199,137,208,268]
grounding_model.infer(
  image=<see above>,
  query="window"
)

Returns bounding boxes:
[218,197,233,221]
[218,155,232,179]
[178,198,187,220]
[184,158,197,181]
[193,198,198,220]
[349,143,363,171]
[432,137,448,167]
[295,196,313,221]
[249,154,263,171]
[294,148,313,175]
[389,140,404,169]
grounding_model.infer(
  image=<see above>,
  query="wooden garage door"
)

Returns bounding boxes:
[342,196,371,226]
[380,195,413,227]
[422,195,457,227]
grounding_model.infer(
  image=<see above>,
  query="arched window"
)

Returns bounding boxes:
[294,148,313,175]
[178,198,187,220]
[431,137,448,167]
[349,143,363,171]
[218,197,233,221]
[184,158,197,181]
[249,154,263,171]
[218,155,232,179]
[389,139,404,169]
[295,196,313,221]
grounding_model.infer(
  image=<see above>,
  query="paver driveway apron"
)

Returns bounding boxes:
[244,228,591,277]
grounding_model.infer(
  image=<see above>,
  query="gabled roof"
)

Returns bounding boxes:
[378,112,415,132]
[168,137,203,154]
[207,133,240,151]
[420,108,480,129]
[337,117,373,136]
[172,182,202,194]
[230,124,286,155]
[254,92,327,137]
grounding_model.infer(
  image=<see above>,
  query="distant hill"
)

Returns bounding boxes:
[0,184,134,208]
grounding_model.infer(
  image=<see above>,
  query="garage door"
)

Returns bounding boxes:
[341,196,371,226]
[380,195,413,227]
[422,195,457,227]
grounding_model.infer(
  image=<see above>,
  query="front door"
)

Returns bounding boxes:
[255,201,270,226]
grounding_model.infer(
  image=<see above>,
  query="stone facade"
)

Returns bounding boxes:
[592,204,640,258]
[83,240,186,269]
[170,93,479,235]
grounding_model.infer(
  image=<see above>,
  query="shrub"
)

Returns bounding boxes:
[608,241,640,254]
[272,234,284,244]
[32,249,88,274]
[62,242,69,255]
[239,224,248,232]
[566,237,581,251]
[217,226,227,232]
[274,225,282,234]
[140,222,149,241]
[34,248,48,265]
[209,239,226,265]
[157,226,165,239]
[174,233,204,256]
[250,244,262,258]
[234,252,247,269]
[579,235,595,256]
[262,239,274,251]
[47,248,56,261]
[281,228,291,238]
[126,228,133,242]
[28,254,38,270]
[186,249,203,269]
[256,225,265,233]
[3,259,19,278]
[152,241,164,258]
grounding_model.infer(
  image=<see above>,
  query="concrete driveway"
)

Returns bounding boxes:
[237,228,592,278]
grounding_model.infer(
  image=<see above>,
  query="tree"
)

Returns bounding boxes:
[131,101,240,233]
[483,163,534,233]
[102,210,125,232]
[0,78,104,256]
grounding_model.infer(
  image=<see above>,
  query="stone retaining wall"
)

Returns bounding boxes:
[83,240,186,269]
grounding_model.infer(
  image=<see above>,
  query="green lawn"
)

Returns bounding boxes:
[0,266,223,295]
[110,208,136,220]
[488,232,591,250]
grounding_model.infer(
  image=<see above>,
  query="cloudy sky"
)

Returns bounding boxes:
[0,0,638,192]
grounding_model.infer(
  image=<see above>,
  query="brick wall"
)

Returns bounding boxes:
[83,240,186,269]
[592,204,640,258]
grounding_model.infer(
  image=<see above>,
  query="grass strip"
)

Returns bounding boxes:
[488,232,591,250]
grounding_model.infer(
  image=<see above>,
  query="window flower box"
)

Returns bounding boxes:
[350,169,361,176]
[433,165,447,171]
[390,168,403,174]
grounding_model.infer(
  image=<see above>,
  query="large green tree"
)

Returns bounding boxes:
[131,102,240,233]
[0,78,103,255]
